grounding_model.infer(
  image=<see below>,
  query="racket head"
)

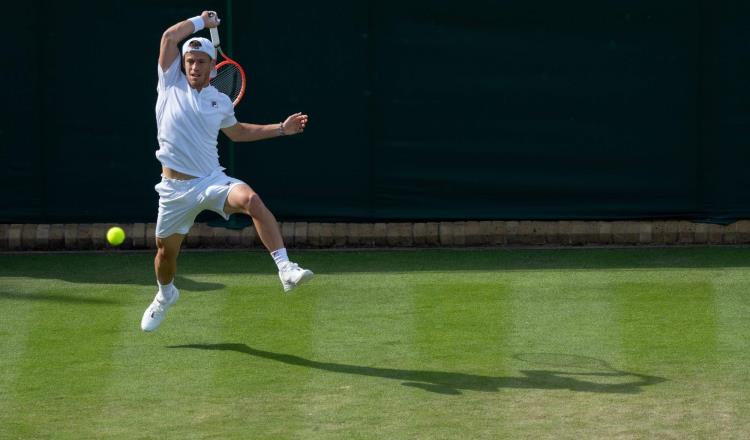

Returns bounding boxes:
[210,56,247,106]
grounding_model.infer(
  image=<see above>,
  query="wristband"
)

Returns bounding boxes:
[188,16,205,33]
[279,122,286,136]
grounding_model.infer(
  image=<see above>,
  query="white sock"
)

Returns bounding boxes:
[271,248,290,270]
[158,280,175,300]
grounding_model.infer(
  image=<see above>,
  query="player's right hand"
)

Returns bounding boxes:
[202,11,221,28]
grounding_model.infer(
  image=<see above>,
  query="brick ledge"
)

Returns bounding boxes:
[0,221,748,251]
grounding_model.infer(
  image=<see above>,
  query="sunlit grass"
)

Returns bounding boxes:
[1,247,749,439]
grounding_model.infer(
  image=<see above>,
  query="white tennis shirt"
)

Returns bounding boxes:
[155,57,237,178]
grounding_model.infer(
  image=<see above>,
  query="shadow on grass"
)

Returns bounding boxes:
[0,257,225,291]
[2,247,750,286]
[168,343,667,395]
[1,247,749,292]
[0,273,223,304]
[173,276,224,292]
[0,290,120,305]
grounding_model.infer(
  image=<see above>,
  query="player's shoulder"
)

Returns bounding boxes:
[157,63,187,91]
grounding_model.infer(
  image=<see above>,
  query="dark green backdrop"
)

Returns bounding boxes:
[3,1,750,223]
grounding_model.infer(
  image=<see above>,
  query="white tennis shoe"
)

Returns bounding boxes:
[279,262,314,293]
[141,288,180,332]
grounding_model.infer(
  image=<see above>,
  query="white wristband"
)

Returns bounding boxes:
[188,16,205,33]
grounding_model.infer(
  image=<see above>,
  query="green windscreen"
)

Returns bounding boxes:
[3,1,749,223]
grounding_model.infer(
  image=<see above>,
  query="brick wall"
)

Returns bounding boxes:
[1,221,748,250]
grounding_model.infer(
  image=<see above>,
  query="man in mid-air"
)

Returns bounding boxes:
[141,10,313,332]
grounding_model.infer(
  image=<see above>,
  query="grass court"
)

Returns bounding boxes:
[1,247,749,438]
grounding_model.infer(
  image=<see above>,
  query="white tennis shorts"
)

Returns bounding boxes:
[155,168,245,238]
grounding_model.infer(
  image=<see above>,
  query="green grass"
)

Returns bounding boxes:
[1,247,749,439]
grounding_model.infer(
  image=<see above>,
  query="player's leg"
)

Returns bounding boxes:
[142,233,185,332]
[142,175,198,332]
[224,184,313,292]
[224,184,283,251]
[155,233,185,286]
[154,233,185,302]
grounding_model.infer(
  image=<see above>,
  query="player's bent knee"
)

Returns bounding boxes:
[245,192,266,216]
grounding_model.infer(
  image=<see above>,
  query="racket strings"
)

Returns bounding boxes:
[211,64,244,103]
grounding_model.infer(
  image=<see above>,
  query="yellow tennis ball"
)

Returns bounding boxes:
[107,226,126,246]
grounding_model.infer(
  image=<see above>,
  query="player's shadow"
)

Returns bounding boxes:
[0,274,222,305]
[0,254,225,291]
[173,276,224,292]
[167,343,666,395]
[0,290,121,305]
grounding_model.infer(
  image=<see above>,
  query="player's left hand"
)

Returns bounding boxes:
[282,112,308,135]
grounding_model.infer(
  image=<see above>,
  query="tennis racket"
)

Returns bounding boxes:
[208,13,247,106]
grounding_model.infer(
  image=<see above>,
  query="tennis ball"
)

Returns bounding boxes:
[107,226,126,246]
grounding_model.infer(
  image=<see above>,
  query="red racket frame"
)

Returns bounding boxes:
[214,56,246,107]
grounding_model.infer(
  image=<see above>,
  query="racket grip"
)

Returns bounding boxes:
[210,27,221,47]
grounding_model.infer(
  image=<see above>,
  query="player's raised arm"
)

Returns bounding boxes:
[159,10,220,71]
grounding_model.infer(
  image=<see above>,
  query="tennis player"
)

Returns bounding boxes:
[141,11,313,332]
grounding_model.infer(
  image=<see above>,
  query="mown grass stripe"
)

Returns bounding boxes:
[293,271,417,438]
[90,253,237,438]
[616,280,717,371]
[495,272,628,437]
[4,282,127,438]
[615,278,720,437]
[0,279,37,438]
[206,264,319,438]
[706,270,750,436]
